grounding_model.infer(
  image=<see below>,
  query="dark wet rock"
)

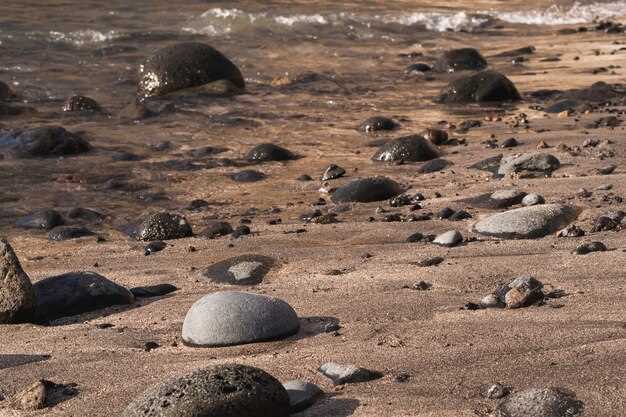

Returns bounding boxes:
[229,170,266,182]
[16,209,64,230]
[433,48,487,73]
[503,276,544,308]
[297,174,313,181]
[67,207,105,223]
[283,380,323,413]
[494,387,584,417]
[590,211,624,232]
[438,207,455,219]
[129,213,193,241]
[494,46,535,57]
[372,135,439,162]
[48,226,94,241]
[137,42,244,99]
[433,230,463,247]
[318,363,382,385]
[464,189,526,210]
[33,271,134,323]
[421,128,448,145]
[406,232,424,242]
[199,255,274,285]
[200,220,233,239]
[186,199,210,212]
[0,239,35,324]
[556,224,585,238]
[62,95,102,113]
[231,225,251,238]
[405,63,432,74]
[474,204,578,239]
[143,241,166,255]
[449,210,472,221]
[468,154,503,174]
[417,256,444,267]
[245,143,295,162]
[331,177,404,203]
[598,164,616,175]
[436,71,520,103]
[359,116,398,133]
[417,158,451,173]
[321,164,345,181]
[121,364,290,417]
[0,126,90,159]
[501,137,519,148]
[0,80,13,101]
[498,153,560,177]
[182,291,299,347]
[574,241,607,255]
[130,284,177,298]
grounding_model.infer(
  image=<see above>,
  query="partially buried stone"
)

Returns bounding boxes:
[181,291,299,347]
[498,153,560,177]
[556,224,585,238]
[436,71,520,103]
[283,380,323,413]
[433,230,463,247]
[449,210,472,221]
[0,239,35,324]
[199,255,274,285]
[245,143,295,162]
[130,284,177,298]
[574,241,607,255]
[62,95,101,113]
[421,128,448,145]
[501,137,519,148]
[32,271,135,323]
[230,170,266,182]
[465,189,527,210]
[318,362,382,385]
[16,209,64,230]
[418,158,451,173]
[331,177,404,203]
[321,164,345,181]
[0,126,90,158]
[503,276,544,309]
[137,42,245,99]
[590,211,624,232]
[144,241,166,255]
[372,135,439,162]
[405,63,432,74]
[468,154,503,174]
[522,193,545,206]
[433,48,487,72]
[359,116,398,132]
[200,220,233,239]
[48,226,94,241]
[494,387,584,417]
[130,212,193,241]
[9,380,47,410]
[121,364,290,417]
[67,207,105,223]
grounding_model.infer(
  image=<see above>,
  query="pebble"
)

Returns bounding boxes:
[598,164,616,175]
[501,137,519,148]
[143,241,166,255]
[0,126,91,159]
[48,226,94,241]
[433,48,487,72]
[437,71,520,103]
[230,170,266,182]
[574,241,607,255]
[417,158,452,173]
[129,212,193,241]
[318,362,382,385]
[495,387,583,417]
[522,193,545,206]
[417,256,444,267]
[556,224,585,237]
[433,230,463,247]
[321,164,346,180]
[406,232,424,242]
[331,177,404,203]
[16,209,64,230]
[129,284,177,298]
[372,135,439,162]
[438,207,455,219]
[0,239,35,324]
[62,95,102,113]
[359,116,398,132]
[498,153,560,177]
[245,143,295,162]
[282,380,323,413]
[199,255,274,285]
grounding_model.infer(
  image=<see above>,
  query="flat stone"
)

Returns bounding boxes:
[121,364,290,417]
[199,255,275,285]
[245,143,295,162]
[433,48,487,72]
[359,116,398,132]
[130,284,177,298]
[16,209,64,230]
[182,291,299,347]
[437,71,520,103]
[433,230,463,247]
[331,177,404,203]
[283,380,323,413]
[498,153,560,177]
[230,170,266,182]
[495,387,584,417]
[464,189,526,209]
[473,204,578,239]
[372,135,439,162]
[522,193,545,206]
[468,154,503,174]
[321,164,346,181]
[32,272,135,323]
[318,362,382,385]
[417,158,451,173]
[0,239,35,324]
[0,126,90,158]
[199,220,233,239]
[574,241,607,255]
[128,212,193,241]
[48,226,94,241]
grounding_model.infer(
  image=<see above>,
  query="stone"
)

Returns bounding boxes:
[48,226,94,241]
[417,158,451,173]
[372,135,439,162]
[130,284,177,298]
[245,143,295,162]
[321,164,345,181]
[0,239,35,324]
[283,380,323,413]
[590,211,624,232]
[449,210,472,221]
[129,212,193,241]
[433,230,463,247]
[522,193,545,206]
[331,177,404,203]
[598,164,616,175]
[503,276,544,309]
[143,241,166,255]
[199,255,274,285]
[318,362,382,385]
[437,71,520,103]
[468,154,503,174]
[498,153,560,177]
[62,95,102,113]
[67,207,105,223]
[230,170,266,182]
[421,128,448,145]
[0,126,90,159]
[494,387,583,417]
[200,220,233,239]
[121,364,290,417]
[9,380,46,410]
[359,116,398,132]
[501,137,519,148]
[417,256,444,267]
[481,383,509,399]
[137,42,244,99]
[473,204,578,239]
[182,291,299,347]
[433,48,487,72]
[16,209,63,230]
[480,294,504,309]
[574,241,607,255]
[465,189,526,209]
[556,224,585,238]
[32,271,135,323]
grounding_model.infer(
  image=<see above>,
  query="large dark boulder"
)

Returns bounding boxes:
[0,239,35,324]
[372,135,439,162]
[437,71,520,103]
[0,126,91,158]
[331,177,404,203]
[433,48,487,72]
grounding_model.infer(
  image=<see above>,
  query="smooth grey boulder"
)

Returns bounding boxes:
[473,204,578,239]
[433,230,463,247]
[199,255,275,285]
[437,70,520,103]
[137,42,244,99]
[372,135,439,162]
[0,239,35,324]
[522,193,545,206]
[494,387,583,417]
[331,177,404,203]
[283,380,323,413]
[182,291,299,347]
[318,362,382,385]
[0,126,90,159]
[433,48,487,72]
[498,153,560,177]
[32,272,135,322]
[128,212,193,241]
[121,364,290,417]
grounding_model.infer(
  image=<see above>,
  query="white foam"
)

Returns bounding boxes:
[274,14,328,26]
[48,30,119,46]
[381,11,489,32]
[493,1,626,25]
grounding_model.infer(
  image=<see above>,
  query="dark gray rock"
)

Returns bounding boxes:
[437,71,520,103]
[468,154,503,174]
[331,177,404,203]
[433,48,487,72]
[372,135,439,162]
[0,239,35,324]
[498,153,560,177]
[245,143,295,162]
[129,213,193,241]
[121,364,290,417]
[574,241,607,255]
[283,380,323,413]
[417,158,451,173]
[321,164,345,181]
[494,387,583,417]
[318,362,382,385]
[421,128,448,145]
[0,126,90,159]
[464,189,527,209]
[32,271,135,322]
[16,209,64,230]
[230,170,266,182]
[182,291,299,347]
[62,95,102,113]
[130,284,177,298]
[137,42,244,99]
[48,226,94,241]
[199,220,233,239]
[0,80,13,101]
[143,241,166,255]
[359,116,398,133]
[67,207,105,223]
[405,63,432,74]
[199,255,274,285]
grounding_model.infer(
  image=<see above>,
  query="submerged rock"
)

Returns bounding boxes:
[433,48,487,72]
[129,212,193,241]
[0,126,90,159]
[62,95,102,113]
[199,255,275,285]
[494,387,583,417]
[372,135,439,162]
[16,209,64,230]
[359,116,398,132]
[137,42,244,99]
[0,239,35,324]
[331,177,404,203]
[48,226,94,241]
[245,143,295,162]
[437,71,520,103]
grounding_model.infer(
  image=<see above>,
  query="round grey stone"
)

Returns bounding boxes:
[318,362,382,385]
[433,230,463,247]
[331,177,404,203]
[182,291,299,347]
[283,380,323,413]
[121,364,290,417]
[498,153,560,177]
[0,239,35,324]
[522,193,545,206]
[199,255,275,285]
[494,387,583,417]
[473,204,578,239]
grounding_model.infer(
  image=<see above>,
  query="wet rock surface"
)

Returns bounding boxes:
[245,143,296,162]
[359,116,398,132]
[433,48,488,72]
[62,95,102,113]
[437,71,520,103]
[199,255,275,285]
[0,126,90,158]
[331,177,404,203]
[128,213,193,241]
[372,135,439,162]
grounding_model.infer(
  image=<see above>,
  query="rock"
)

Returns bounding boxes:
[417,256,444,267]
[590,211,624,232]
[130,284,177,298]
[16,209,64,230]
[438,207,455,219]
[421,128,448,145]
[437,71,520,103]
[67,207,105,223]
[62,95,102,113]
[501,137,519,148]
[137,42,244,99]
[9,380,46,410]
[522,193,545,206]
[359,116,398,132]
[372,135,439,162]
[433,230,463,247]
[503,276,544,309]
[129,212,193,241]
[318,362,382,385]
[450,210,472,221]
[199,255,274,285]
[556,224,585,238]
[143,241,166,255]
[331,177,404,203]
[494,387,583,417]
[48,226,94,241]
[0,80,13,100]
[200,220,233,239]
[321,164,345,181]
[433,48,487,72]
[468,154,503,174]
[406,232,424,242]
[32,271,135,322]
[230,170,266,182]
[574,241,607,255]
[480,294,504,309]
[474,204,578,239]
[417,158,451,173]
[498,153,560,177]
[465,189,526,209]
[245,143,295,162]
[481,383,509,399]
[182,291,299,347]
[283,380,323,413]
[0,239,35,324]
[297,174,313,181]
[0,126,90,158]
[121,364,290,417]
[598,164,616,175]
[405,63,432,74]
[494,46,535,57]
